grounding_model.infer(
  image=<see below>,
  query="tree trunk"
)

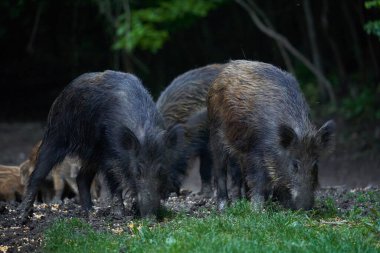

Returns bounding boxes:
[71,1,79,76]
[27,3,43,54]
[248,1,295,74]
[321,0,348,94]
[235,0,336,105]
[355,0,379,81]
[120,0,134,73]
[342,1,365,78]
[303,0,324,92]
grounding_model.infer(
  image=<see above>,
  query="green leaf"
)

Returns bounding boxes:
[112,0,225,53]
[365,0,380,9]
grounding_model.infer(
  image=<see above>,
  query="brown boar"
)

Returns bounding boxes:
[0,165,24,202]
[20,141,82,203]
[208,60,335,211]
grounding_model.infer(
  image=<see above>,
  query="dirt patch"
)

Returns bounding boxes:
[1,187,379,252]
[0,193,213,252]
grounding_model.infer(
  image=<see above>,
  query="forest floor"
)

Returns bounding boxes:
[0,121,379,252]
[0,187,379,252]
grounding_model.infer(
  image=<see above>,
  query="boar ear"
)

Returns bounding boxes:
[121,128,140,151]
[279,124,297,149]
[166,124,184,148]
[316,120,336,154]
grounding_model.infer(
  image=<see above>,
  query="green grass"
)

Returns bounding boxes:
[43,193,380,253]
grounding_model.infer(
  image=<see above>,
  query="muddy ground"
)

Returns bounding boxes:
[0,187,379,253]
[0,122,379,252]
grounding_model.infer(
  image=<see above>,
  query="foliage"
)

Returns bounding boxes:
[341,86,380,120]
[0,0,28,38]
[295,62,322,107]
[364,0,380,39]
[0,0,379,121]
[44,192,380,253]
[114,0,225,53]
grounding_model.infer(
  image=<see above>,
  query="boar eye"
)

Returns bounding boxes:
[292,160,300,173]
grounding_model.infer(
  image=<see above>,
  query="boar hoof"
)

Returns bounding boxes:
[51,197,63,204]
[19,210,33,224]
[198,185,213,198]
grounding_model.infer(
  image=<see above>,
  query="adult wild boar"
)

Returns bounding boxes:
[19,71,183,220]
[208,60,335,210]
[156,64,225,196]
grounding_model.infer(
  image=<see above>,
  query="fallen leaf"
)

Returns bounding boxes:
[33,213,44,219]
[111,227,124,235]
[51,204,60,211]
[0,245,9,253]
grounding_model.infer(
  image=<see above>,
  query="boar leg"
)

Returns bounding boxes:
[66,178,79,195]
[52,170,65,203]
[76,162,97,211]
[228,156,242,202]
[199,151,213,198]
[210,132,228,211]
[245,149,270,211]
[19,142,66,219]
[101,168,125,217]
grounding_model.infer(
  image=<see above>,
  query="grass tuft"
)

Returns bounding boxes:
[43,190,380,253]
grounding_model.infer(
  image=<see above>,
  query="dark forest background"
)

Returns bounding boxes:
[0,0,379,123]
[0,0,379,186]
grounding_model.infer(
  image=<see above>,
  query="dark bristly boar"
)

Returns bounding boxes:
[20,140,42,187]
[19,70,184,220]
[20,159,54,203]
[20,140,55,203]
[183,108,242,199]
[0,165,24,202]
[207,60,335,211]
[156,64,225,196]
